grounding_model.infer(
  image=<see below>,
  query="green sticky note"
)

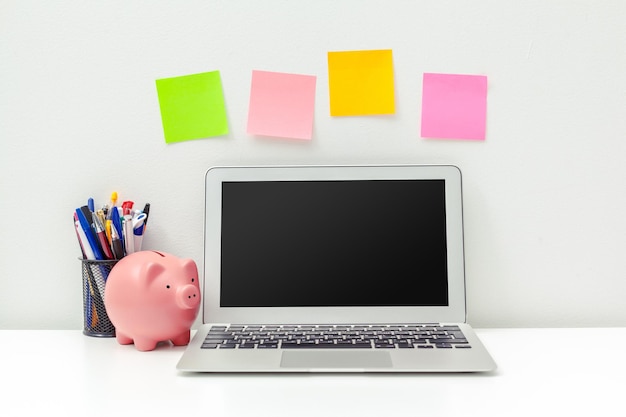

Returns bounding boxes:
[155,71,228,143]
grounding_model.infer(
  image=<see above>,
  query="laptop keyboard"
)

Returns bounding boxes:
[201,324,471,350]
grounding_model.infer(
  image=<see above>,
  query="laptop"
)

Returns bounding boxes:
[177,164,496,372]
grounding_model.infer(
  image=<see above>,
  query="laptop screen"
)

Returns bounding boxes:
[219,179,448,308]
[203,165,466,325]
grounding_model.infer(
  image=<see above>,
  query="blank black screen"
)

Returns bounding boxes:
[220,180,448,307]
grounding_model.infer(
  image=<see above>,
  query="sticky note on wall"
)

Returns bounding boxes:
[155,71,229,144]
[247,70,317,140]
[420,73,488,140]
[327,49,395,116]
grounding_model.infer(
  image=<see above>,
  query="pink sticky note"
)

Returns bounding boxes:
[421,73,488,140]
[247,70,317,140]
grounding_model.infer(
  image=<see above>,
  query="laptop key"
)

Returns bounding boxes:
[447,339,469,344]
[210,326,227,331]
[280,341,372,349]
[206,333,233,340]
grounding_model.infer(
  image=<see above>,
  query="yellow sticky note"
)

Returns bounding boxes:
[327,49,395,116]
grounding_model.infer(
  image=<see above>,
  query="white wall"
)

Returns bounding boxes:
[2,0,626,329]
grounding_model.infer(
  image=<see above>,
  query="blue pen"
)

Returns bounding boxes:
[88,198,95,213]
[84,276,92,331]
[132,213,147,252]
[110,206,124,254]
[76,208,104,260]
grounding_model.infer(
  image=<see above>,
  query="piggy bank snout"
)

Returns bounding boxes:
[176,284,200,309]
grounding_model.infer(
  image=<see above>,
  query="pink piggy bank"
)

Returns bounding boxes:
[104,251,201,351]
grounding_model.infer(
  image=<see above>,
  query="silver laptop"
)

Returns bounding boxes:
[177,164,496,372]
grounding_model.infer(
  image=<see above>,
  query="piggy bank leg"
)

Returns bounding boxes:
[115,331,133,345]
[133,337,159,351]
[171,330,191,346]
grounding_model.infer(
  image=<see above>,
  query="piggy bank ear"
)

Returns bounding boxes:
[181,259,198,282]
[140,261,166,288]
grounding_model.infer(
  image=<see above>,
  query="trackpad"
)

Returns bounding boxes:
[280,351,392,370]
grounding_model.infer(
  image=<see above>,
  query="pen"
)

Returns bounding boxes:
[142,203,150,229]
[132,213,147,252]
[123,214,135,255]
[110,205,124,253]
[96,209,106,231]
[84,272,93,330]
[105,219,112,244]
[76,207,104,260]
[74,214,96,260]
[84,261,107,332]
[73,213,87,259]
[110,224,124,259]
[92,213,114,260]
[107,192,118,220]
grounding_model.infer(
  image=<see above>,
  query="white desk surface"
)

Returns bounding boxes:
[3,328,625,416]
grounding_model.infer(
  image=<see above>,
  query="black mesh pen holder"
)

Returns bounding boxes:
[80,258,118,337]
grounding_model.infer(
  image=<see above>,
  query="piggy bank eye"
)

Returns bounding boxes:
[166,285,171,289]
[191,278,195,283]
